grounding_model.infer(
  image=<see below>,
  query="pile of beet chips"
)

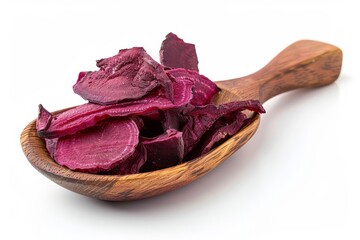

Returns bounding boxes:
[36,33,265,175]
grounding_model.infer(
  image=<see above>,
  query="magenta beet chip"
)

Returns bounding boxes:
[182,100,265,154]
[166,68,220,105]
[54,117,140,173]
[105,144,147,175]
[36,104,52,132]
[140,129,184,172]
[45,138,58,158]
[37,79,194,139]
[196,111,247,156]
[73,47,173,105]
[160,33,199,71]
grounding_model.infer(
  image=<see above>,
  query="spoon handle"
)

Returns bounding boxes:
[216,40,343,103]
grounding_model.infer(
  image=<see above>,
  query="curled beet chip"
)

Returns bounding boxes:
[45,138,58,158]
[140,129,184,172]
[73,47,173,105]
[36,104,52,132]
[182,100,265,154]
[105,144,147,175]
[54,117,140,173]
[37,79,194,139]
[160,33,199,71]
[166,68,220,105]
[196,111,247,156]
[160,109,182,131]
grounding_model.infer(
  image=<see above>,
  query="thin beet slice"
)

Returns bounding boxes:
[160,33,199,71]
[166,68,220,105]
[197,111,247,156]
[36,104,52,132]
[105,144,147,175]
[45,138,58,158]
[73,47,173,105]
[182,100,265,154]
[160,109,182,131]
[140,129,184,172]
[54,117,140,173]
[38,79,194,139]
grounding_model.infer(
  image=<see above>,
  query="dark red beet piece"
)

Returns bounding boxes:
[54,117,140,173]
[36,104,52,132]
[181,100,265,154]
[73,47,173,105]
[160,33,199,71]
[160,109,182,131]
[45,138,58,158]
[166,68,220,105]
[197,111,247,156]
[140,129,184,172]
[38,79,194,139]
[105,144,147,175]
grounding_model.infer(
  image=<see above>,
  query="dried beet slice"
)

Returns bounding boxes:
[36,104,52,132]
[197,111,247,156]
[182,100,265,154]
[160,33,199,71]
[45,138,58,158]
[38,79,194,139]
[166,68,219,106]
[140,129,184,172]
[160,109,182,131]
[54,117,140,173]
[73,47,173,105]
[105,144,147,175]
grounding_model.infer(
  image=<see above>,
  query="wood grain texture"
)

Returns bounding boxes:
[20,40,342,201]
[216,40,342,103]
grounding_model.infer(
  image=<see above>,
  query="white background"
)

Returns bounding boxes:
[1,0,359,239]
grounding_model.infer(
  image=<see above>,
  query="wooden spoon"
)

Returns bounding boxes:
[20,40,342,201]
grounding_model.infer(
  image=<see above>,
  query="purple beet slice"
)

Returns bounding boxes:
[38,79,194,139]
[73,47,173,105]
[36,104,52,132]
[160,109,182,131]
[140,129,184,172]
[196,111,247,156]
[45,138,58,158]
[54,117,140,173]
[160,33,199,71]
[105,144,147,175]
[181,100,265,154]
[166,68,220,105]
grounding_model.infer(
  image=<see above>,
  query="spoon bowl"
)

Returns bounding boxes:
[20,40,342,201]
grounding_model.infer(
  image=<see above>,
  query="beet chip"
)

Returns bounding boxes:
[160,33,199,71]
[140,129,184,172]
[196,111,247,156]
[166,68,220,106]
[182,100,265,154]
[37,79,194,139]
[45,138,58,158]
[73,47,173,105]
[160,109,182,131]
[54,117,140,173]
[105,144,147,175]
[36,104,52,132]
